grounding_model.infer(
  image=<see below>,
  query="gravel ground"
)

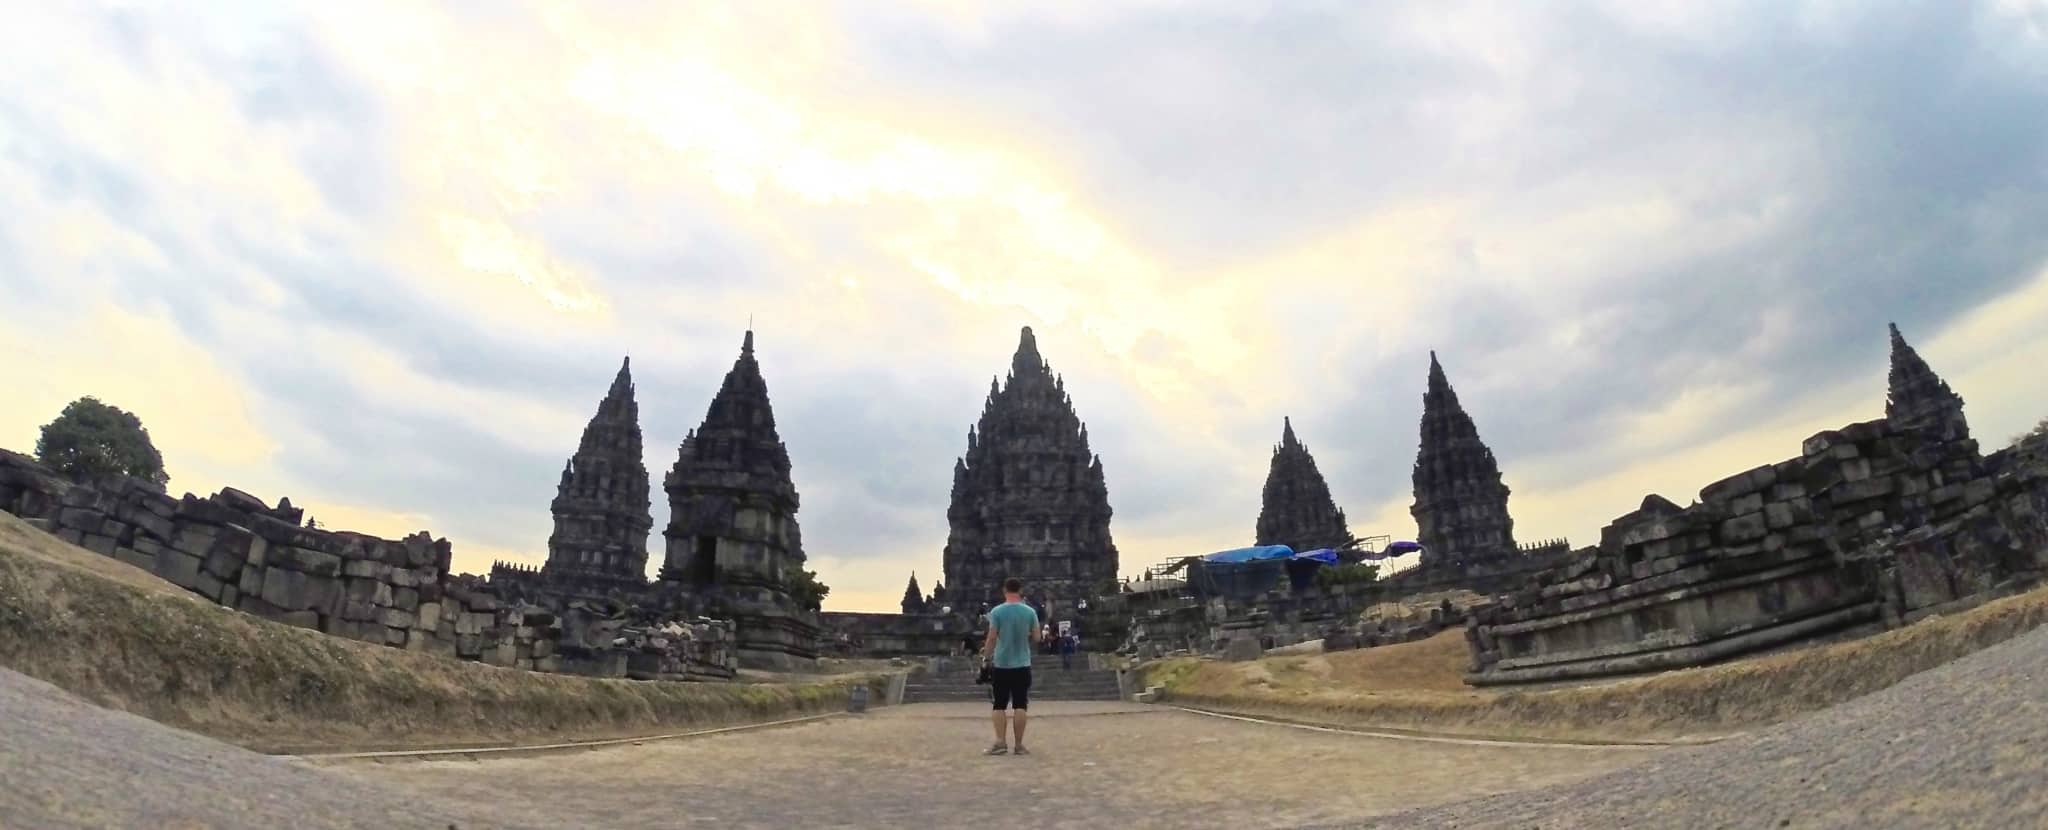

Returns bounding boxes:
[1347,622,2048,829]
[6,624,2046,829]
[339,701,1646,829]
[0,667,534,830]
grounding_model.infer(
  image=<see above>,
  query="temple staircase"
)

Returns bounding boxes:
[901,654,1124,703]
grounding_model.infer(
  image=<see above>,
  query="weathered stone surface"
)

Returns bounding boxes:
[154,550,204,589]
[273,546,342,577]
[1411,352,1517,571]
[541,357,653,591]
[1256,418,1352,553]
[1222,636,1263,662]
[937,327,1117,610]
[1887,322,1969,441]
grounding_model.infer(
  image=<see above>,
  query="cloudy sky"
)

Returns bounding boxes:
[4,2,2047,612]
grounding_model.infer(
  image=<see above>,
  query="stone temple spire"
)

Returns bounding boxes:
[900,572,926,615]
[1410,352,1516,571]
[1886,323,1969,441]
[543,356,653,589]
[661,330,816,668]
[941,326,1118,610]
[1256,417,1352,552]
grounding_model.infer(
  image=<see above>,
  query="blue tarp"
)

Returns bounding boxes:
[1291,548,1340,565]
[1201,545,1295,564]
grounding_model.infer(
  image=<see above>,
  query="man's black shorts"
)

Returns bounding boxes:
[989,666,1032,710]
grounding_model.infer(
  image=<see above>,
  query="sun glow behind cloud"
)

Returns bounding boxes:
[1,2,2045,611]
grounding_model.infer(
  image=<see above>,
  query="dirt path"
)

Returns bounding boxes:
[333,701,1649,829]
[10,623,2048,828]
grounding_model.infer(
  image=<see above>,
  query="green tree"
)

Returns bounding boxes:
[1314,562,1381,588]
[787,568,830,612]
[34,397,168,487]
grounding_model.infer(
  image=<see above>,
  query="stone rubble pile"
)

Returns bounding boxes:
[1466,418,2048,685]
[0,449,737,682]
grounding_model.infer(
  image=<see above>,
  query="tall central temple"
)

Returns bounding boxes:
[939,327,1118,611]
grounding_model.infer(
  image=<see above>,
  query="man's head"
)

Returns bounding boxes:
[1002,577,1023,600]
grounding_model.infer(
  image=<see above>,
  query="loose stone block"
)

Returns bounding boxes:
[1765,502,1797,530]
[238,565,265,596]
[1719,512,1769,544]
[416,601,442,632]
[260,569,315,611]
[275,546,342,577]
[154,550,204,588]
[194,571,224,602]
[112,546,156,572]
[380,608,416,629]
[171,524,219,557]
[279,610,321,630]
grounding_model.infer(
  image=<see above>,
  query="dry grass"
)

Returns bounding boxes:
[1146,583,2048,742]
[0,513,885,754]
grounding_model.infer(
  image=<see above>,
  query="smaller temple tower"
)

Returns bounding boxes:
[1255,418,1353,552]
[1410,352,1517,571]
[1886,323,1970,441]
[542,357,653,591]
[900,573,927,615]
[660,331,818,668]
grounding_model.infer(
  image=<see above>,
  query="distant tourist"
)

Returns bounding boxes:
[980,577,1040,756]
[1059,631,1076,670]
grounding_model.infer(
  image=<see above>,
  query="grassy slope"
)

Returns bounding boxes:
[1145,584,2048,742]
[0,513,884,754]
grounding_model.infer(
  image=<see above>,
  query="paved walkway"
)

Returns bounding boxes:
[7,624,2048,828]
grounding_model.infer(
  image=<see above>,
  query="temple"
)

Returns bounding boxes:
[1255,418,1353,552]
[539,357,653,594]
[939,327,1118,612]
[1410,352,1517,572]
[1886,323,1969,441]
[658,331,819,668]
[900,573,926,615]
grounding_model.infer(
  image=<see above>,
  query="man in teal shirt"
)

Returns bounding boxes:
[981,577,1040,756]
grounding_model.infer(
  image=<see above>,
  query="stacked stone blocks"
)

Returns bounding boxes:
[0,449,736,681]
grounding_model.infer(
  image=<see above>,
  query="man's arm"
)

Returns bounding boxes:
[982,623,998,659]
[1029,613,1043,645]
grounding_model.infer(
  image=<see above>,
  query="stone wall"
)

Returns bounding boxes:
[1465,420,2048,686]
[818,611,968,656]
[0,449,738,682]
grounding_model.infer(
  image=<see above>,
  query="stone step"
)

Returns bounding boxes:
[905,680,1122,692]
[905,684,1130,696]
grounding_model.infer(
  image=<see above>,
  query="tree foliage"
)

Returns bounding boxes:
[1314,562,1381,588]
[788,568,830,612]
[34,397,168,487]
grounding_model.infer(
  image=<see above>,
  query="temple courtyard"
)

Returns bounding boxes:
[4,622,2046,829]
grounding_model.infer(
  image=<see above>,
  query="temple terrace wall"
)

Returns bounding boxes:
[0,449,739,682]
[1465,419,2048,686]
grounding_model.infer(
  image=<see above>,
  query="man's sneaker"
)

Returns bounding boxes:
[985,743,1009,756]
[1012,746,1031,756]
